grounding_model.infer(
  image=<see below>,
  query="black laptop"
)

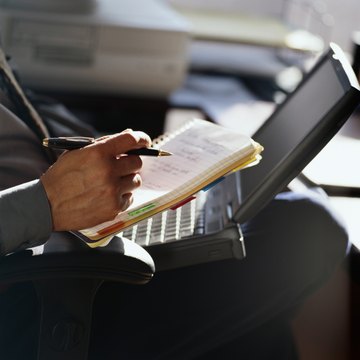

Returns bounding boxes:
[119,43,360,271]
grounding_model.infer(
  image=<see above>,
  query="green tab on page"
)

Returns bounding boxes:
[128,203,156,217]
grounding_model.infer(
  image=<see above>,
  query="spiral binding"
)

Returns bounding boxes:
[152,118,198,147]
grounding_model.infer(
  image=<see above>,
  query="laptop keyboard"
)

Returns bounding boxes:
[119,193,207,247]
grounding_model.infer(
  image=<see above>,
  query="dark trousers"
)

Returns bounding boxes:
[0,190,349,359]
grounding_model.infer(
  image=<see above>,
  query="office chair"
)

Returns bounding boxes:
[0,231,155,360]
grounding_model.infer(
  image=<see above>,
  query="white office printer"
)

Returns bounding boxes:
[0,0,190,97]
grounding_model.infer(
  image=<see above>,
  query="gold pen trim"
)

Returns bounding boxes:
[158,150,173,156]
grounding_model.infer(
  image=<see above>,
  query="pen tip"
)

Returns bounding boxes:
[159,150,173,156]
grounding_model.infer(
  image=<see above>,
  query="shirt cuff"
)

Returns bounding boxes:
[0,179,53,255]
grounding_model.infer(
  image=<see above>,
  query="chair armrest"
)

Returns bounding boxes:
[0,232,155,359]
[0,232,155,285]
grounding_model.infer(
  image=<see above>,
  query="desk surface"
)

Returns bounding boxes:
[303,110,360,190]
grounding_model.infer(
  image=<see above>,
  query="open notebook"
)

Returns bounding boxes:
[78,43,360,271]
[78,119,263,243]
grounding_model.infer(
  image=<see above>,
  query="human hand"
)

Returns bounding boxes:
[40,129,151,231]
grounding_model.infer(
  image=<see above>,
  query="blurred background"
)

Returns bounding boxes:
[0,1,360,359]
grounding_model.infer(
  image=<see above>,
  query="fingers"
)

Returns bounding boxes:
[94,130,152,157]
[119,192,133,212]
[102,174,140,220]
[109,152,143,179]
[118,173,142,195]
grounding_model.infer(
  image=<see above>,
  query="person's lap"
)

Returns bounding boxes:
[0,190,349,360]
[89,189,348,359]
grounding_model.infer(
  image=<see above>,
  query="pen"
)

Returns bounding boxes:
[42,137,173,156]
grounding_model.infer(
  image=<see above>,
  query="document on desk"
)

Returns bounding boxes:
[78,119,263,246]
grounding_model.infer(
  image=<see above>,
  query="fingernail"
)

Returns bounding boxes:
[134,173,142,186]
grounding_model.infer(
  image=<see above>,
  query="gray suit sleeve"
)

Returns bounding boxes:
[0,179,53,256]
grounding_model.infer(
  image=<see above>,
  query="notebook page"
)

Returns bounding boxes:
[131,119,252,207]
[81,119,261,239]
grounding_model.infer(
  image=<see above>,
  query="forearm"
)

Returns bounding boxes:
[0,180,52,256]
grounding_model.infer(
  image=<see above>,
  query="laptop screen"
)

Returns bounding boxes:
[234,43,360,224]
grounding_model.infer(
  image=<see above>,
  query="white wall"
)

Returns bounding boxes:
[324,0,360,52]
